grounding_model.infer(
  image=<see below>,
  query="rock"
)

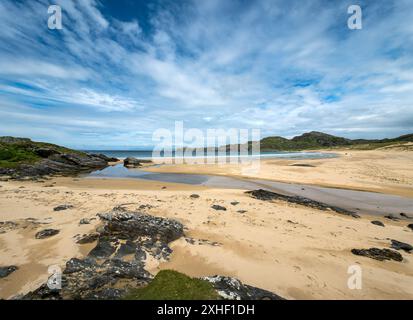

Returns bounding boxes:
[408,224,413,231]
[0,265,18,278]
[35,229,60,239]
[203,275,285,300]
[35,148,60,158]
[114,240,137,259]
[89,153,119,162]
[211,205,227,211]
[351,248,403,262]
[390,240,413,253]
[190,194,200,199]
[290,163,316,167]
[371,220,385,227]
[230,201,240,206]
[97,209,184,243]
[64,258,97,274]
[79,218,90,225]
[237,210,247,214]
[123,157,153,168]
[384,214,400,221]
[76,233,99,244]
[88,240,116,259]
[400,213,412,219]
[246,189,360,218]
[54,204,74,211]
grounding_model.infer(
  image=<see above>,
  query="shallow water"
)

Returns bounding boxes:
[86,164,413,217]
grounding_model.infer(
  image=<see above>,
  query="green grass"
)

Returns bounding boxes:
[0,137,87,169]
[0,144,40,168]
[123,270,219,300]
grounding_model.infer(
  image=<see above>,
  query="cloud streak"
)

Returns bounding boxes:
[0,0,412,148]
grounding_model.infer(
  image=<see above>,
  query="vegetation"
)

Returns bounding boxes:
[123,270,219,300]
[0,136,85,169]
[258,131,413,151]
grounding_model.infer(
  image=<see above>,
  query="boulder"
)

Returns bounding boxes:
[123,157,152,168]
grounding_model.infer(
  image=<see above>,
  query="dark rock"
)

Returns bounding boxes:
[211,205,227,211]
[351,248,403,262]
[371,220,385,227]
[89,153,119,162]
[114,240,137,258]
[384,214,400,221]
[203,275,285,300]
[102,259,150,279]
[79,218,90,225]
[230,201,240,206]
[408,224,413,231]
[76,233,99,244]
[400,213,412,219]
[64,258,97,274]
[88,240,116,259]
[97,210,184,243]
[54,204,74,211]
[190,194,200,199]
[35,148,60,158]
[83,288,125,300]
[35,229,59,239]
[123,157,153,168]
[0,265,18,278]
[237,210,247,214]
[290,163,316,167]
[246,189,360,218]
[390,240,413,253]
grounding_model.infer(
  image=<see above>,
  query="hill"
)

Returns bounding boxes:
[0,137,116,178]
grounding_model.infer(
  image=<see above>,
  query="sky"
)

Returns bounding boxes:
[0,0,412,149]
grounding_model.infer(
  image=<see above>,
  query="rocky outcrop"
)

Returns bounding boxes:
[22,209,184,300]
[246,189,360,218]
[408,224,413,231]
[21,209,283,300]
[351,248,403,262]
[203,276,285,300]
[123,157,153,168]
[0,137,112,179]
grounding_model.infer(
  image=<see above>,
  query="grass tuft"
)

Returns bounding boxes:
[123,270,219,300]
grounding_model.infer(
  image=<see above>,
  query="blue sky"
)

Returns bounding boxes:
[0,0,412,149]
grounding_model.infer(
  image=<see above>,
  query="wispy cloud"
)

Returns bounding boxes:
[0,0,412,147]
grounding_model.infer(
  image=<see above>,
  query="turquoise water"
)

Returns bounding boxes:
[85,150,337,160]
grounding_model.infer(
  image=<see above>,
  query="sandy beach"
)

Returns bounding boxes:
[1,148,412,300]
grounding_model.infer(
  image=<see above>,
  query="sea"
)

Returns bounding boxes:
[84,150,337,160]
